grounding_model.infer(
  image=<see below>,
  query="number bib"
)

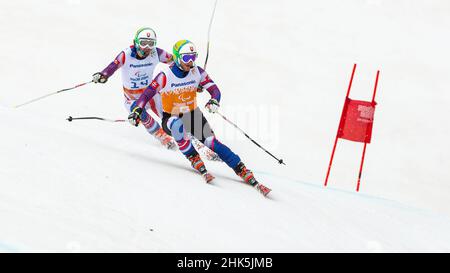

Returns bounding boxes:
[155,64,201,115]
[121,46,160,100]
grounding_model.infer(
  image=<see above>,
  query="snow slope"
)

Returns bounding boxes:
[1,0,450,252]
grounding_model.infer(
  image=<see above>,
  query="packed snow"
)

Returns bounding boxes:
[1,0,449,252]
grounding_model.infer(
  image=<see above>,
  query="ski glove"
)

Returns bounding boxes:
[205,99,220,114]
[128,107,143,127]
[92,72,108,84]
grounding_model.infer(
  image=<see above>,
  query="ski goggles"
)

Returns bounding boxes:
[180,53,197,63]
[138,38,156,48]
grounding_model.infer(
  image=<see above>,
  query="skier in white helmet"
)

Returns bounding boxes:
[127,39,271,196]
[92,27,176,149]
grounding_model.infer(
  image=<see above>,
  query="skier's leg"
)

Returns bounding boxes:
[149,93,163,119]
[179,108,220,161]
[164,115,195,156]
[125,99,159,133]
[204,136,240,169]
[184,108,241,170]
[126,99,175,149]
[138,107,160,135]
[162,112,211,180]
[186,109,271,195]
[204,135,271,194]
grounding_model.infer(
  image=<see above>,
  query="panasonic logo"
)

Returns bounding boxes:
[130,63,153,68]
[171,80,196,88]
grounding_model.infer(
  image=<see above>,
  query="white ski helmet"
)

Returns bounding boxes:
[133,27,157,56]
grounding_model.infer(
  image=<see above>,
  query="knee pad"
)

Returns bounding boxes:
[204,136,215,150]
[168,117,184,141]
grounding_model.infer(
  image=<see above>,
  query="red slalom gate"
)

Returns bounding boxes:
[324,64,380,191]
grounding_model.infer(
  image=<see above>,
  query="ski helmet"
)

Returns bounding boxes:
[133,27,157,56]
[172,40,198,68]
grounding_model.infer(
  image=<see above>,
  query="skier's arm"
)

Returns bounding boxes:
[157,48,174,64]
[198,67,221,113]
[136,72,166,109]
[93,51,125,84]
[128,72,166,126]
[101,51,126,77]
[198,66,221,102]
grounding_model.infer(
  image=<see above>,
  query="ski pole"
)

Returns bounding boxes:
[15,80,93,108]
[216,111,286,165]
[66,116,126,123]
[204,0,219,70]
[197,0,218,94]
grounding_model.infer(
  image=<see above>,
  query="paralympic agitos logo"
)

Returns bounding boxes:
[134,71,147,78]
[178,93,192,102]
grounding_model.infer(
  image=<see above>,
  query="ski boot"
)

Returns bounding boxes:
[187,153,215,183]
[154,128,177,150]
[234,162,271,196]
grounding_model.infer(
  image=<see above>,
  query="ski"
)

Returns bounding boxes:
[203,172,215,183]
[163,140,178,151]
[188,133,222,162]
[254,183,271,197]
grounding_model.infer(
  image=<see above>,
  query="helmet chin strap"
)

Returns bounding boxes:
[137,47,155,59]
[136,46,146,57]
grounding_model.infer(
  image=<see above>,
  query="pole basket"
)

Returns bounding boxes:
[324,64,380,191]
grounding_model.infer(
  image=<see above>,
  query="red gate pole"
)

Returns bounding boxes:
[355,70,380,191]
[356,143,367,192]
[371,70,380,103]
[324,64,357,187]
[324,132,339,187]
